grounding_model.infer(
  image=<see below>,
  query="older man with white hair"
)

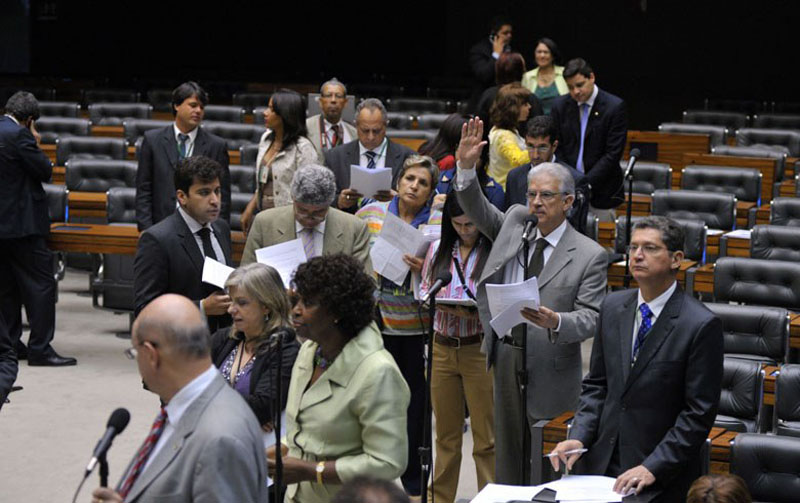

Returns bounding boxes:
[241,164,372,271]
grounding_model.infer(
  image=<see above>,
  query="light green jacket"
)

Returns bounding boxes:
[521,65,569,95]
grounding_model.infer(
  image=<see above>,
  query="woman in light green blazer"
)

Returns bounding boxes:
[268,254,411,503]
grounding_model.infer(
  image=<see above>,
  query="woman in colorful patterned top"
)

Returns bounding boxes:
[419,192,495,503]
[355,154,439,497]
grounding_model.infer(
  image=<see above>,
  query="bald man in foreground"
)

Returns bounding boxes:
[91,294,267,503]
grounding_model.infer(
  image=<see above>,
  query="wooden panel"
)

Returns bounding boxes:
[692,263,715,294]
[754,204,771,225]
[763,365,778,406]
[389,137,425,151]
[681,153,777,204]
[736,201,756,228]
[724,236,750,258]
[787,157,799,179]
[598,221,615,249]
[792,314,800,350]
[68,191,107,218]
[51,166,65,184]
[41,143,57,163]
[123,145,241,165]
[615,194,652,217]
[707,233,720,258]
[779,179,797,198]
[625,131,710,170]
[91,125,124,138]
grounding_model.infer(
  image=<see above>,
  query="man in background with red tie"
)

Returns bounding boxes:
[306,78,357,162]
[91,294,267,503]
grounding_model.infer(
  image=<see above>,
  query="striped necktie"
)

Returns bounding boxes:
[300,227,315,259]
[118,407,168,499]
[365,150,377,170]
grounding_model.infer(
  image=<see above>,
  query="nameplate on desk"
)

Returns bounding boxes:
[51,225,91,231]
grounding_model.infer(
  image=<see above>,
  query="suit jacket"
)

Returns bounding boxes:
[305,114,356,161]
[135,125,231,230]
[456,175,607,418]
[550,89,628,209]
[570,287,723,501]
[117,373,268,503]
[133,211,232,331]
[240,205,373,272]
[323,139,416,210]
[0,116,52,238]
[285,322,409,503]
[504,160,587,208]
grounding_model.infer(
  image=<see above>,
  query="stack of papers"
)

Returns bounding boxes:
[370,212,435,285]
[254,239,307,288]
[485,277,541,336]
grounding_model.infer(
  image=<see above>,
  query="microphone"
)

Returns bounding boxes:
[521,214,539,242]
[421,271,453,304]
[85,408,130,476]
[623,148,641,179]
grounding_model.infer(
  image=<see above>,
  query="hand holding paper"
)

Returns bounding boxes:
[254,239,307,288]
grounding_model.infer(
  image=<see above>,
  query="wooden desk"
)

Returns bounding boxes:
[68,192,107,218]
[608,260,696,289]
[723,236,751,258]
[51,166,65,184]
[91,125,124,138]
[615,194,652,217]
[681,153,778,204]
[763,365,778,406]
[42,143,57,164]
[710,430,738,474]
[779,179,797,198]
[692,263,716,294]
[598,221,615,249]
[625,131,710,170]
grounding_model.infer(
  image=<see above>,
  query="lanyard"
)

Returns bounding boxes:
[452,241,477,301]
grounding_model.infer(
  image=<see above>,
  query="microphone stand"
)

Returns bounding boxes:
[623,165,635,288]
[98,453,109,488]
[273,332,284,503]
[420,295,436,503]
[520,236,531,485]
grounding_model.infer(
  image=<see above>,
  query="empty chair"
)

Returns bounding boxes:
[615,216,707,263]
[105,186,137,224]
[774,364,800,438]
[705,303,789,364]
[714,256,800,310]
[770,197,800,226]
[681,165,761,205]
[652,189,737,231]
[122,119,172,145]
[584,212,599,242]
[200,122,263,150]
[203,105,245,123]
[229,165,256,194]
[682,109,748,132]
[386,97,450,114]
[146,89,174,113]
[239,144,259,166]
[82,88,140,105]
[35,117,91,144]
[386,112,414,130]
[65,159,137,192]
[712,144,787,182]
[92,186,137,314]
[714,358,764,433]
[616,160,672,195]
[88,103,152,126]
[659,122,727,147]
[55,137,127,166]
[730,432,800,502]
[232,92,272,112]
[43,183,68,222]
[414,113,451,131]
[736,128,800,157]
[386,129,437,143]
[752,113,800,130]
[750,224,800,261]
[230,192,252,232]
[38,101,80,118]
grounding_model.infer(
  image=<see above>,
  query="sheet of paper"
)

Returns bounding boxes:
[486,277,541,337]
[201,257,235,289]
[725,229,752,239]
[370,237,410,285]
[370,212,434,286]
[470,483,547,503]
[254,239,307,288]
[263,411,287,487]
[349,164,392,197]
[541,475,624,502]
[706,228,725,236]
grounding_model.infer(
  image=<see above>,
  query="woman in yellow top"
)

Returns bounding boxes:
[521,38,568,115]
[487,82,532,190]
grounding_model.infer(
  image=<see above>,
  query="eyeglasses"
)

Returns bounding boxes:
[526,190,566,202]
[295,206,328,221]
[626,244,668,255]
[525,145,552,154]
[124,340,157,360]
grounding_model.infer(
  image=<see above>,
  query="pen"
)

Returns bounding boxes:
[542,448,588,458]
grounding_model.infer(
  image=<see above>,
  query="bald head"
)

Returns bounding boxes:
[134,294,210,360]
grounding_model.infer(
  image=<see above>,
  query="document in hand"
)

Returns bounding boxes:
[350,164,392,197]
[254,238,307,288]
[201,257,235,289]
[370,212,435,286]
[485,276,541,337]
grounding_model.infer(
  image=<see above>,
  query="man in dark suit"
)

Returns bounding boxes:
[550,58,627,217]
[324,98,416,213]
[468,15,513,113]
[550,216,724,501]
[0,91,76,367]
[135,81,231,231]
[134,156,232,332]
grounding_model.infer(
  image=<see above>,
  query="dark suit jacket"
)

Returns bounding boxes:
[135,125,231,230]
[323,139,416,211]
[133,211,232,331]
[570,287,723,501]
[504,160,586,208]
[550,89,628,209]
[0,116,52,238]
[210,327,300,426]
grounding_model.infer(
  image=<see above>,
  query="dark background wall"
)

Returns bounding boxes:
[6,0,792,129]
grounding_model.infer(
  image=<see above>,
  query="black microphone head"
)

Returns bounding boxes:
[629,148,641,158]
[107,408,131,433]
[436,271,453,287]
[524,214,539,227]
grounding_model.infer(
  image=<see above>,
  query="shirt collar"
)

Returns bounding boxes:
[535,218,567,248]
[637,280,677,319]
[581,85,600,108]
[173,123,199,143]
[359,137,388,157]
[178,206,209,234]
[323,117,342,131]
[294,217,327,235]
[4,114,19,125]
[164,365,217,425]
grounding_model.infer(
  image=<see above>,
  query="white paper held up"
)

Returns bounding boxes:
[254,238,307,288]
[350,164,392,197]
[370,212,434,286]
[201,257,235,289]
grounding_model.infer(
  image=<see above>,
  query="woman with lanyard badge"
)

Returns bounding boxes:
[420,191,495,503]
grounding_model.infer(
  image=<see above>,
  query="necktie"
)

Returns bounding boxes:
[365,150,377,170]
[331,124,341,147]
[525,238,548,279]
[576,103,589,173]
[197,227,218,261]
[632,303,653,362]
[118,408,168,499]
[178,133,189,160]
[300,227,315,259]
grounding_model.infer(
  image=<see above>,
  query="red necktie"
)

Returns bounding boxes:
[118,407,168,500]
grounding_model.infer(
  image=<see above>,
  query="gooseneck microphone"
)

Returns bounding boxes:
[421,271,453,304]
[85,408,130,476]
[623,148,641,179]
[521,214,539,242]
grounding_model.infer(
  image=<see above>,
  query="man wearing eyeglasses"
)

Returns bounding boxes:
[306,78,357,161]
[454,118,607,484]
[241,164,371,273]
[550,216,723,501]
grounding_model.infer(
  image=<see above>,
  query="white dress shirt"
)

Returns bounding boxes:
[295,218,327,258]
[324,118,352,146]
[358,138,388,169]
[173,123,198,158]
[178,206,225,264]
[631,280,677,356]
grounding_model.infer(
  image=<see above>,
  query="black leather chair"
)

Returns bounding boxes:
[230,192,252,233]
[65,159,137,192]
[121,119,172,145]
[774,364,800,438]
[82,89,140,105]
[682,109,748,132]
[232,92,272,113]
[752,113,800,130]
[652,189,737,231]
[386,97,450,114]
[43,183,68,284]
[146,89,174,113]
[38,101,81,118]
[239,144,259,166]
[750,225,800,262]
[416,113,451,131]
[252,106,268,124]
[681,165,762,205]
[736,128,800,157]
[658,122,727,147]
[200,122,264,150]
[386,129,436,143]
[714,256,800,310]
[705,303,789,364]
[585,212,599,242]
[730,432,800,502]
[229,165,256,194]
[36,117,91,144]
[616,161,672,195]
[615,216,707,263]
[386,112,415,130]
[88,103,152,126]
[715,358,765,433]
[770,198,800,226]
[203,105,245,123]
[55,137,128,166]
[92,187,137,315]
[712,144,787,182]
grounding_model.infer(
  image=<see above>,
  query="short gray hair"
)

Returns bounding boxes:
[527,162,576,195]
[355,98,388,124]
[291,164,337,206]
[320,77,347,95]
[399,155,440,201]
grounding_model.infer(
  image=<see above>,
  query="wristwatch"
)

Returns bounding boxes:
[316,461,325,484]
